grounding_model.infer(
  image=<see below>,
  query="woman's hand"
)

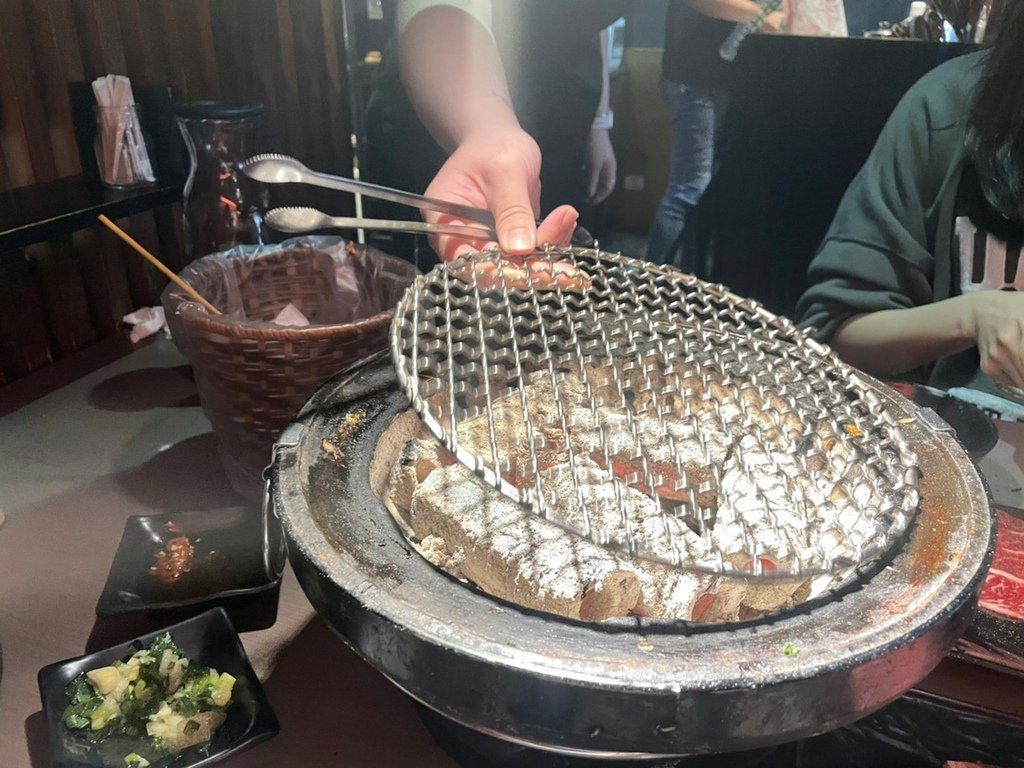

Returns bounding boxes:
[968,291,1024,388]
[423,126,579,261]
[586,128,617,205]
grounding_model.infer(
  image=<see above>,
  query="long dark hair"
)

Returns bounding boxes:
[967,0,1024,223]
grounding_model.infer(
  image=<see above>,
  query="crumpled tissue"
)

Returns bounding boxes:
[273,302,310,327]
[122,306,170,343]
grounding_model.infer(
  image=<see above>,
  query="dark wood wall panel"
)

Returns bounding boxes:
[320,0,350,178]
[153,0,190,97]
[1,0,354,183]
[0,257,54,379]
[29,237,97,358]
[0,3,38,188]
[75,227,131,338]
[45,0,87,83]
[154,203,187,274]
[2,0,59,183]
[0,0,354,386]
[119,213,164,307]
[23,0,84,177]
[294,2,336,175]
[74,0,129,78]
[0,143,11,190]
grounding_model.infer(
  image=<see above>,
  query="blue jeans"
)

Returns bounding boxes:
[646,79,720,272]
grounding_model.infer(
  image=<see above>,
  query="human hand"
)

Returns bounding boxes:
[423,126,579,261]
[760,11,786,33]
[969,291,1024,388]
[585,128,617,205]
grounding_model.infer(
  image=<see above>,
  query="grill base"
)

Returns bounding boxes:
[417,698,1015,768]
[415,705,781,767]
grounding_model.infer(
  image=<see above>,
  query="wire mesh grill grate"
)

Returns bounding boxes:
[391,247,921,578]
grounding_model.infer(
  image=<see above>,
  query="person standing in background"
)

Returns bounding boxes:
[646,0,786,271]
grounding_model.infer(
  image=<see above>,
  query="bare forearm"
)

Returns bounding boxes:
[831,295,979,376]
[688,0,767,23]
[397,6,520,152]
[596,29,610,117]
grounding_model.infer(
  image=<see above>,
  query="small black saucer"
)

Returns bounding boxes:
[38,607,278,768]
[96,507,283,632]
[889,381,999,460]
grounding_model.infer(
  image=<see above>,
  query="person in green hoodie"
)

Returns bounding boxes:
[796,0,1024,395]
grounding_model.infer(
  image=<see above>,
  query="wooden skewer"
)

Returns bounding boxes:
[97,214,221,315]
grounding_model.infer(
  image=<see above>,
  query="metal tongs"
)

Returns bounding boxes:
[243,153,594,246]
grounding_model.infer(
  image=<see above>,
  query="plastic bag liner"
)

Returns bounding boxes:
[162,236,419,499]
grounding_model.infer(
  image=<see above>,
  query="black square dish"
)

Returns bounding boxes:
[888,382,998,460]
[38,607,278,768]
[96,508,283,630]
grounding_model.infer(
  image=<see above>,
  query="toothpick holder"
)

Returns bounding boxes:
[94,104,157,189]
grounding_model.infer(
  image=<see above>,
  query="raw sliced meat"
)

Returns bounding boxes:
[979,509,1024,621]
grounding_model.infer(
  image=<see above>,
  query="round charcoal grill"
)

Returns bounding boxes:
[271,357,994,759]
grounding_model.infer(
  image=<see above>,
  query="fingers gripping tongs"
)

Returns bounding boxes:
[242,153,594,246]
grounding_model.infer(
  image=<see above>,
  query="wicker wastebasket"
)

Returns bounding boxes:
[163,236,419,498]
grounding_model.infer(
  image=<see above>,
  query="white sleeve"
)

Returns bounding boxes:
[396,0,494,36]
